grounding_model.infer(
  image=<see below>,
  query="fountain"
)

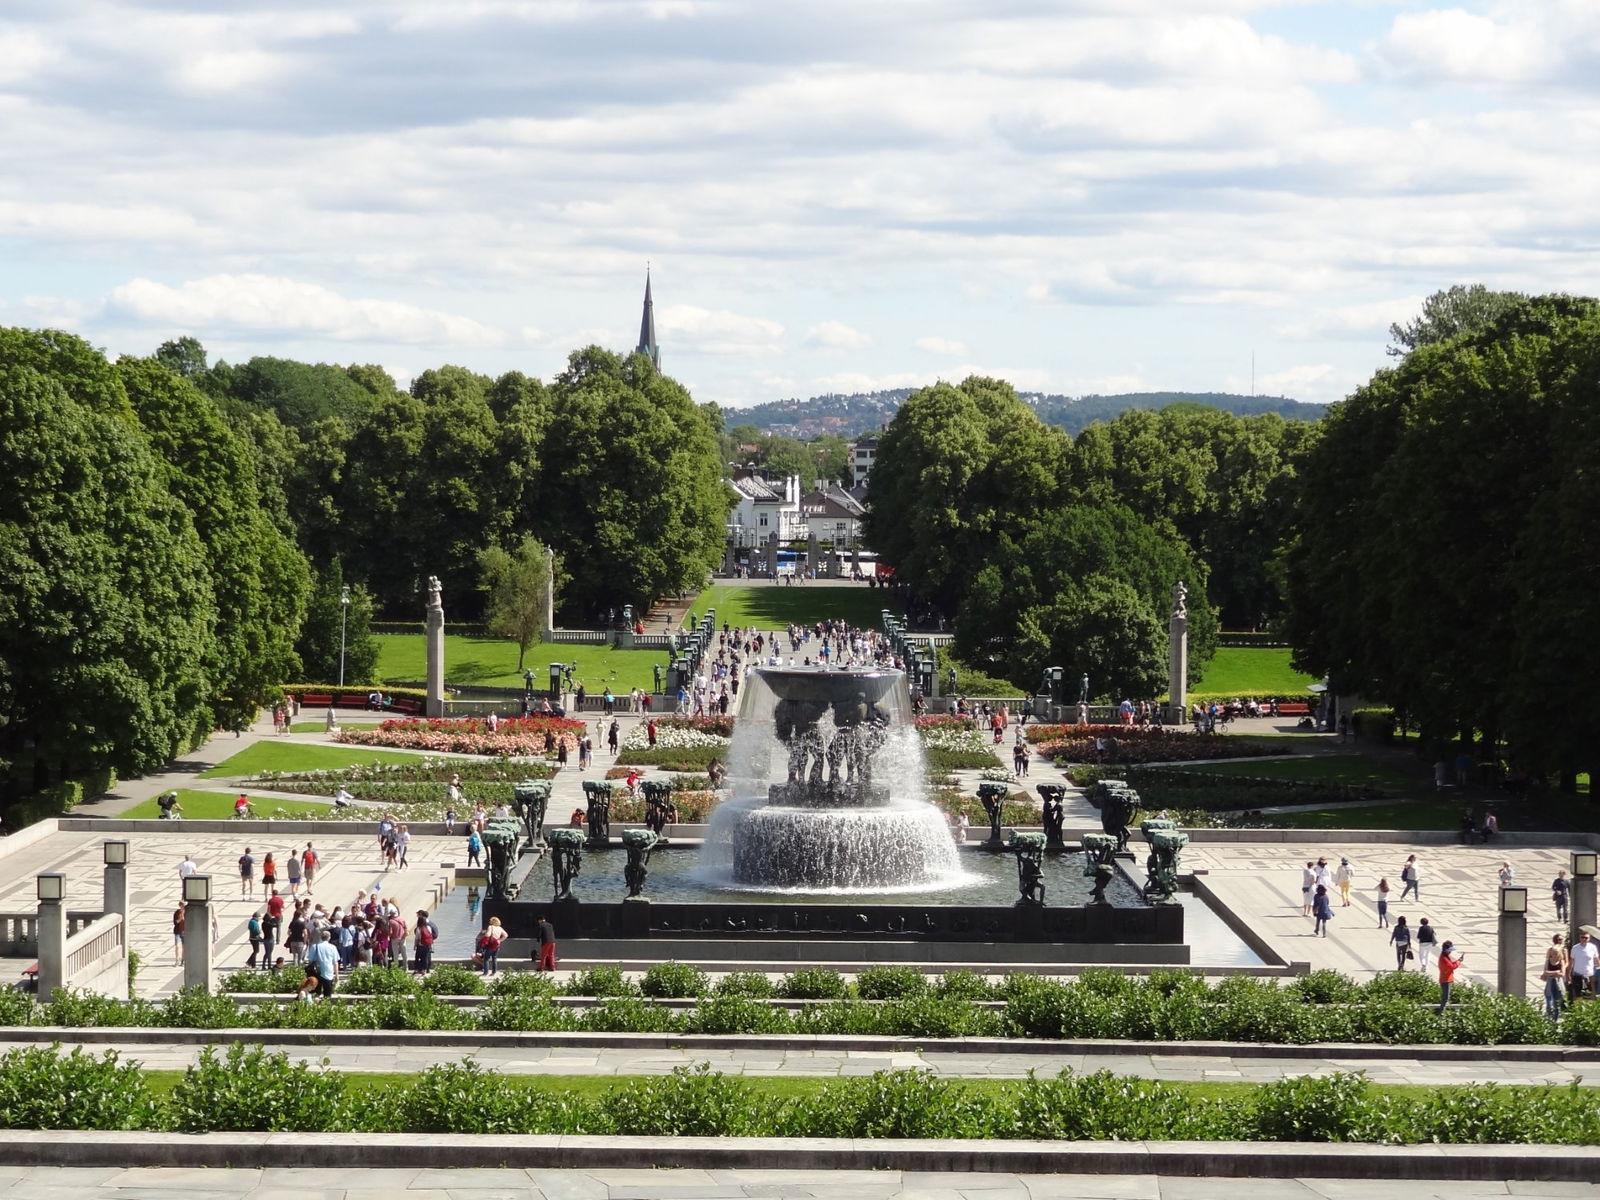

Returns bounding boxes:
[698,666,966,893]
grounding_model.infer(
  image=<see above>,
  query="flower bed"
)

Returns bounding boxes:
[337,716,585,756]
[1026,724,1273,765]
[1070,765,1390,812]
[918,721,1000,771]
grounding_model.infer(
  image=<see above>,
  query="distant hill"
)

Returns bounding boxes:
[729,389,1327,439]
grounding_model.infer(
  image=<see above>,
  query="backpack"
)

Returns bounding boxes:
[418,923,435,947]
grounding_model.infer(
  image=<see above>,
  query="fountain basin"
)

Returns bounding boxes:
[726,803,966,890]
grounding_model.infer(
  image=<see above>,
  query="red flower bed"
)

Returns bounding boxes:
[914,714,977,730]
[1026,724,1273,765]
[341,715,586,756]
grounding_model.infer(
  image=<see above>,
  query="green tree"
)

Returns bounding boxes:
[1386,284,1526,356]
[537,347,728,616]
[295,561,379,686]
[478,537,558,672]
[117,358,311,731]
[153,336,207,378]
[0,341,214,811]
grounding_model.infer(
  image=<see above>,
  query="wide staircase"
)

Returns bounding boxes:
[642,590,700,630]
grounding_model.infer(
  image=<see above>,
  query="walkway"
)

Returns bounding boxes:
[3,1039,1591,1086]
[0,1167,1588,1198]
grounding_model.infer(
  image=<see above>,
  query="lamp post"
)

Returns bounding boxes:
[102,839,130,922]
[1572,851,1598,945]
[1497,885,1527,997]
[337,585,351,688]
[182,874,213,993]
[36,872,66,999]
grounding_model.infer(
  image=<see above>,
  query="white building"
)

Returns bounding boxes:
[726,471,803,549]
[799,481,867,547]
[849,435,879,488]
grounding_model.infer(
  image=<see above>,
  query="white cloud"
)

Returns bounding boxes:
[1275,297,1425,342]
[100,274,508,347]
[916,336,968,356]
[804,320,871,350]
[658,304,784,356]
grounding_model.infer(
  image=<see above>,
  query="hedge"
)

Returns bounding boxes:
[283,684,430,702]
[14,969,1600,1047]
[4,1047,1600,1142]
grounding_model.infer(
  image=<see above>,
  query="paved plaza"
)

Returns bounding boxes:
[1188,842,1580,992]
[0,1167,1590,1200]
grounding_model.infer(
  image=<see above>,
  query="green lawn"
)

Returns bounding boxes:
[199,742,435,780]
[1258,800,1477,830]
[290,720,379,734]
[1178,754,1417,790]
[1187,646,1318,699]
[686,583,903,631]
[122,790,334,820]
[375,634,664,692]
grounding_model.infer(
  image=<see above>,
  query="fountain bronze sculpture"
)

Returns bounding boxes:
[622,828,659,898]
[547,827,584,900]
[512,779,551,845]
[1037,784,1067,851]
[1008,831,1046,905]
[582,780,612,848]
[482,817,524,901]
[1140,818,1187,901]
[1080,832,1119,905]
[976,782,1009,847]
[1091,779,1139,852]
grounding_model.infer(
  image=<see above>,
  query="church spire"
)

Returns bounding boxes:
[637,267,659,369]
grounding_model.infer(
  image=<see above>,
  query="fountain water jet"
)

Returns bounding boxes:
[697,666,968,893]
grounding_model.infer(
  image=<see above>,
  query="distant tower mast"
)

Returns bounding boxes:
[637,266,660,369]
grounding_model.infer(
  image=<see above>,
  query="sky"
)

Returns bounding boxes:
[1,1,1598,409]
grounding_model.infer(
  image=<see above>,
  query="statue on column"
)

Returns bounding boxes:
[427,575,443,611]
[1171,580,1188,620]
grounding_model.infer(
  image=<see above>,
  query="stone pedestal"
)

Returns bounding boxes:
[425,575,446,719]
[544,546,556,639]
[1167,581,1189,724]
[765,532,779,577]
[36,892,66,1000]
[1498,910,1527,997]
[325,707,339,733]
[183,900,212,992]
[1573,874,1598,946]
[103,862,128,923]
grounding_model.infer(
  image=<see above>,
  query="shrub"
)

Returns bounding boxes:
[420,964,487,996]
[880,995,1002,1039]
[1290,969,1361,1005]
[0,988,36,1027]
[780,1069,999,1139]
[713,971,776,998]
[40,990,153,1029]
[397,1060,587,1134]
[793,999,890,1036]
[1014,1069,1246,1141]
[684,996,793,1035]
[222,965,307,994]
[1558,1001,1600,1046]
[168,1044,350,1133]
[337,965,421,996]
[478,995,582,1032]
[1252,1072,1380,1142]
[640,961,708,999]
[584,997,675,1033]
[160,987,246,1029]
[563,966,638,997]
[1361,971,1438,1003]
[488,972,559,999]
[603,1064,771,1136]
[855,966,930,1001]
[936,970,994,1001]
[778,968,848,1000]
[0,1046,158,1130]
[1443,994,1548,1046]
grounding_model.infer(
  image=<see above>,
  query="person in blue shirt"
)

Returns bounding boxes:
[300,930,340,1000]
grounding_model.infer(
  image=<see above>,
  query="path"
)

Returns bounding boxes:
[0,1167,1587,1198]
[5,1039,1593,1086]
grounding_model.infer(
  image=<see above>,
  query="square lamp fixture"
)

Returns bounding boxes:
[36,872,65,903]
[103,840,129,867]
[1499,886,1528,915]
[182,874,212,904]
[1573,851,1599,880]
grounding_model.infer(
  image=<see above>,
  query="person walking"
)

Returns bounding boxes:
[1553,869,1571,923]
[286,850,303,897]
[1312,884,1333,937]
[261,852,277,895]
[1416,918,1438,974]
[1571,929,1598,1001]
[1301,861,1316,916]
[535,914,557,972]
[478,916,506,976]
[1399,855,1421,901]
[1390,915,1413,970]
[466,827,483,868]
[1542,935,1569,1022]
[1335,858,1354,907]
[1436,941,1464,1013]
[302,843,318,896]
[238,847,255,898]
[1376,877,1391,927]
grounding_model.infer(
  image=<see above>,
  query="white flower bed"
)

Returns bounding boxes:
[622,724,732,751]
[919,725,991,754]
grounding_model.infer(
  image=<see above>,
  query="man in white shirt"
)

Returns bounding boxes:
[1570,930,1598,1000]
[178,854,198,881]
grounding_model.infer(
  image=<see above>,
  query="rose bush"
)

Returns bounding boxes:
[337,716,585,756]
[1025,724,1272,765]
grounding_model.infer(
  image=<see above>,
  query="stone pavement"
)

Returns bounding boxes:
[1187,842,1579,992]
[0,1167,1590,1199]
[0,827,460,996]
[4,1040,1592,1087]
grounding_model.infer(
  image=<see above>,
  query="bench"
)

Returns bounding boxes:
[294,692,423,716]
[1278,702,1311,716]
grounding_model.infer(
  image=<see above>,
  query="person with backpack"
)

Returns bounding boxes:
[238,847,255,898]
[1399,855,1421,901]
[1416,918,1438,972]
[466,827,483,867]
[477,916,507,976]
[301,843,318,896]
[413,909,436,972]
[1390,915,1413,970]
[246,910,264,969]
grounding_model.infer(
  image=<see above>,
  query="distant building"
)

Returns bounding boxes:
[726,469,802,549]
[636,269,659,369]
[849,435,878,488]
[799,481,866,548]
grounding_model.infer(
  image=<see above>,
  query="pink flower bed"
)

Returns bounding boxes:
[340,715,586,756]
[1024,723,1273,765]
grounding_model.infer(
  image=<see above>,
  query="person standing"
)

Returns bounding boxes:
[478,916,507,976]
[1376,878,1391,928]
[1553,869,1571,923]
[172,902,186,963]
[608,719,619,755]
[261,852,277,895]
[413,909,435,973]
[1390,915,1413,970]
[1571,929,1598,1001]
[302,843,318,896]
[1301,861,1316,916]
[466,827,483,868]
[246,910,263,969]
[1335,858,1354,907]
[1415,918,1438,973]
[1497,862,1514,887]
[535,914,557,972]
[1399,855,1421,902]
[285,850,303,897]
[303,930,341,1000]
[1542,935,1569,1022]
[238,847,255,898]
[1436,941,1464,1013]
[1312,884,1333,938]
[1314,857,1334,897]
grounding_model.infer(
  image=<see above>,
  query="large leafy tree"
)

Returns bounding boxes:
[865,377,1068,614]
[0,343,214,811]
[537,347,728,616]
[117,358,310,731]
[1283,293,1600,786]
[479,536,559,672]
[295,560,379,686]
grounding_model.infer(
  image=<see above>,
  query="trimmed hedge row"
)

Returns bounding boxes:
[14,968,1600,1046]
[3,1046,1600,1143]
